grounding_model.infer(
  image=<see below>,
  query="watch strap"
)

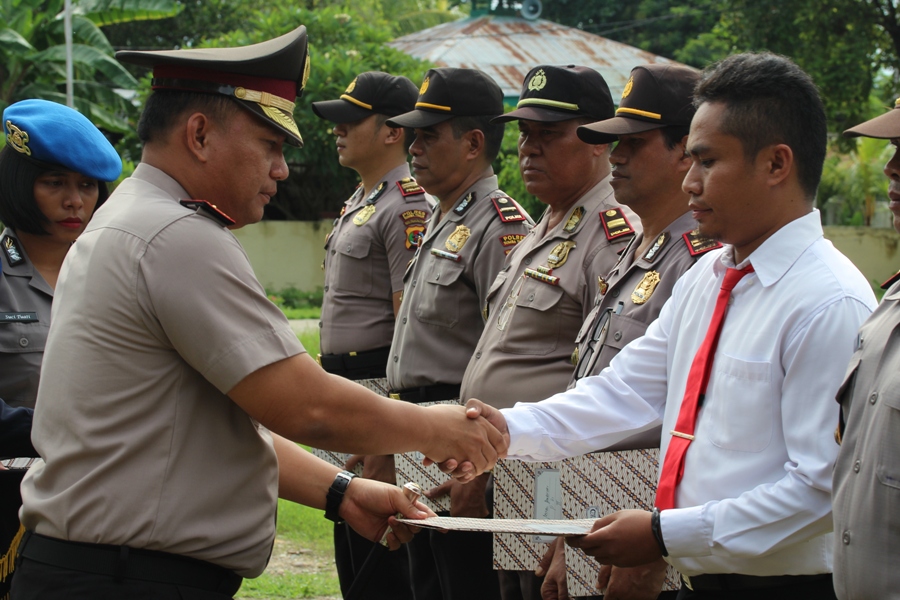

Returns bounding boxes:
[324,470,357,523]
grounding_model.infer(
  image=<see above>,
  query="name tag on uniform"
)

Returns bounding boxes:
[0,312,38,323]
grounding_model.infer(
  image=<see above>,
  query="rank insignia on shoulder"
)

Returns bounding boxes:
[454,192,476,215]
[600,208,635,240]
[446,225,471,253]
[500,233,526,255]
[397,177,425,197]
[643,232,670,263]
[564,207,585,233]
[491,193,526,222]
[401,209,429,250]
[682,230,723,257]
[881,269,900,290]
[2,235,25,266]
[632,271,661,305]
[179,200,236,226]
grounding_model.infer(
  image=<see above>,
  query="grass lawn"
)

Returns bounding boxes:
[237,329,342,599]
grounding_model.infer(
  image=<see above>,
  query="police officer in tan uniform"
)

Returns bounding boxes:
[540,64,720,600]
[457,65,637,600]
[386,67,534,600]
[832,100,900,600]
[312,71,431,600]
[13,27,507,600]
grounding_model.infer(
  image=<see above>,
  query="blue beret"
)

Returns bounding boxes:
[3,99,122,182]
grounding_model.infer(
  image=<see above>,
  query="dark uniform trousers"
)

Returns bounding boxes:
[676,574,836,600]
[334,523,412,599]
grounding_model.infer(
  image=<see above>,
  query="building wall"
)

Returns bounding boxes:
[234,221,900,293]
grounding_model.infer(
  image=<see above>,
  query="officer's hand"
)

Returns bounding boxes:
[598,560,669,600]
[339,477,435,550]
[566,510,661,567]
[427,473,490,518]
[537,537,568,600]
[434,399,510,481]
[420,403,507,478]
[345,454,397,485]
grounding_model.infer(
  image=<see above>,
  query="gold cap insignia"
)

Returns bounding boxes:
[5,121,31,156]
[420,77,430,96]
[528,69,547,92]
[622,75,634,99]
[446,224,471,253]
[632,271,661,305]
[302,52,311,90]
[345,77,357,94]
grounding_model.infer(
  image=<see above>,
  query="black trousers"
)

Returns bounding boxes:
[10,558,234,600]
[676,574,837,600]
[408,528,500,600]
[333,522,413,600]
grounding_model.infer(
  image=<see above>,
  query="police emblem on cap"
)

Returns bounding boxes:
[5,121,30,156]
[528,69,547,91]
[345,77,357,93]
[622,76,634,99]
[420,77,430,95]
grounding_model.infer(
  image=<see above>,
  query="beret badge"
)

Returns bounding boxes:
[5,120,31,156]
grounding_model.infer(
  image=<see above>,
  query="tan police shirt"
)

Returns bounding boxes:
[386,175,533,390]
[320,163,432,355]
[833,273,900,600]
[0,228,52,409]
[460,176,638,408]
[19,163,305,578]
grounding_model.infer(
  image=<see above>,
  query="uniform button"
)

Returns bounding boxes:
[611,290,619,298]
[331,249,336,255]
[853,460,860,473]
[435,273,440,281]
[842,531,851,545]
[318,321,323,328]
[412,280,417,287]
[402,317,407,324]
[528,293,535,302]
[475,351,482,359]
[524,257,532,265]
[19,338,29,347]
[869,392,878,405]
[346,245,352,251]
[728,296,735,305]
[613,331,622,341]
[393,355,399,363]
[324,285,329,291]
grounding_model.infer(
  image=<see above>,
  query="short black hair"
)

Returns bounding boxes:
[449,115,505,162]
[138,90,240,144]
[661,125,690,150]
[0,146,110,236]
[694,52,826,199]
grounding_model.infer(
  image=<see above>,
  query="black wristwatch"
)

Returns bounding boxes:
[324,470,357,523]
[650,507,669,557]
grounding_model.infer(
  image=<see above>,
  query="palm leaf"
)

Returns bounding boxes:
[71,0,181,27]
[30,43,139,88]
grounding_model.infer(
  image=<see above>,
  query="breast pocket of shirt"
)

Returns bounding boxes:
[705,353,775,453]
[0,319,48,355]
[414,257,466,328]
[877,391,900,490]
[334,236,373,296]
[498,278,564,356]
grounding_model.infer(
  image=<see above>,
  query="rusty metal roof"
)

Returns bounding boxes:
[388,16,687,100]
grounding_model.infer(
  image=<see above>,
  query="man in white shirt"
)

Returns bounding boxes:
[463,52,876,599]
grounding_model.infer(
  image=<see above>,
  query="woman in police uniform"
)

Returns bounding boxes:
[0,98,121,599]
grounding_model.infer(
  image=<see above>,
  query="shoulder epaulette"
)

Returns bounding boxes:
[682,230,723,257]
[881,269,900,290]
[454,191,476,216]
[397,177,425,197]
[491,193,526,223]
[2,235,26,267]
[180,199,236,227]
[600,208,635,240]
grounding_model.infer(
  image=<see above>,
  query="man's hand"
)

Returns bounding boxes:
[597,559,669,600]
[566,510,661,567]
[427,472,490,517]
[345,454,397,484]
[419,402,508,478]
[339,477,436,550]
[537,537,568,600]
[432,399,511,481]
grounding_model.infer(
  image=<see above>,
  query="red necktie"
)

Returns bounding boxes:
[655,265,754,510]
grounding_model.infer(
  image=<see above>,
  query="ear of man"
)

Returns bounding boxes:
[762,143,794,190]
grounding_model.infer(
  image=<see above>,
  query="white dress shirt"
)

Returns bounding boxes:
[502,210,876,577]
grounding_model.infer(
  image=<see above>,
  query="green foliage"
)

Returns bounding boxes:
[819,135,892,225]
[267,286,324,310]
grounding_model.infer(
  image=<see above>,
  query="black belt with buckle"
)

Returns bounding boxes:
[19,531,243,595]
[683,573,831,592]
[389,384,461,404]
[317,346,390,380]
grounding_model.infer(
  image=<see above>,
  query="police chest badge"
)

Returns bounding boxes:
[446,225,471,253]
[547,241,576,269]
[632,271,661,305]
[353,204,376,226]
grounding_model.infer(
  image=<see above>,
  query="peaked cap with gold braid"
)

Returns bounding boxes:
[116,26,309,147]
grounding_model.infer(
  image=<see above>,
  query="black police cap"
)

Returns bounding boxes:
[493,65,614,125]
[312,72,418,123]
[386,68,504,129]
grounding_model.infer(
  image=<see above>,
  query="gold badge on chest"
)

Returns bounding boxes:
[353,204,376,226]
[632,271,661,305]
[547,240,576,269]
[446,225,471,253]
